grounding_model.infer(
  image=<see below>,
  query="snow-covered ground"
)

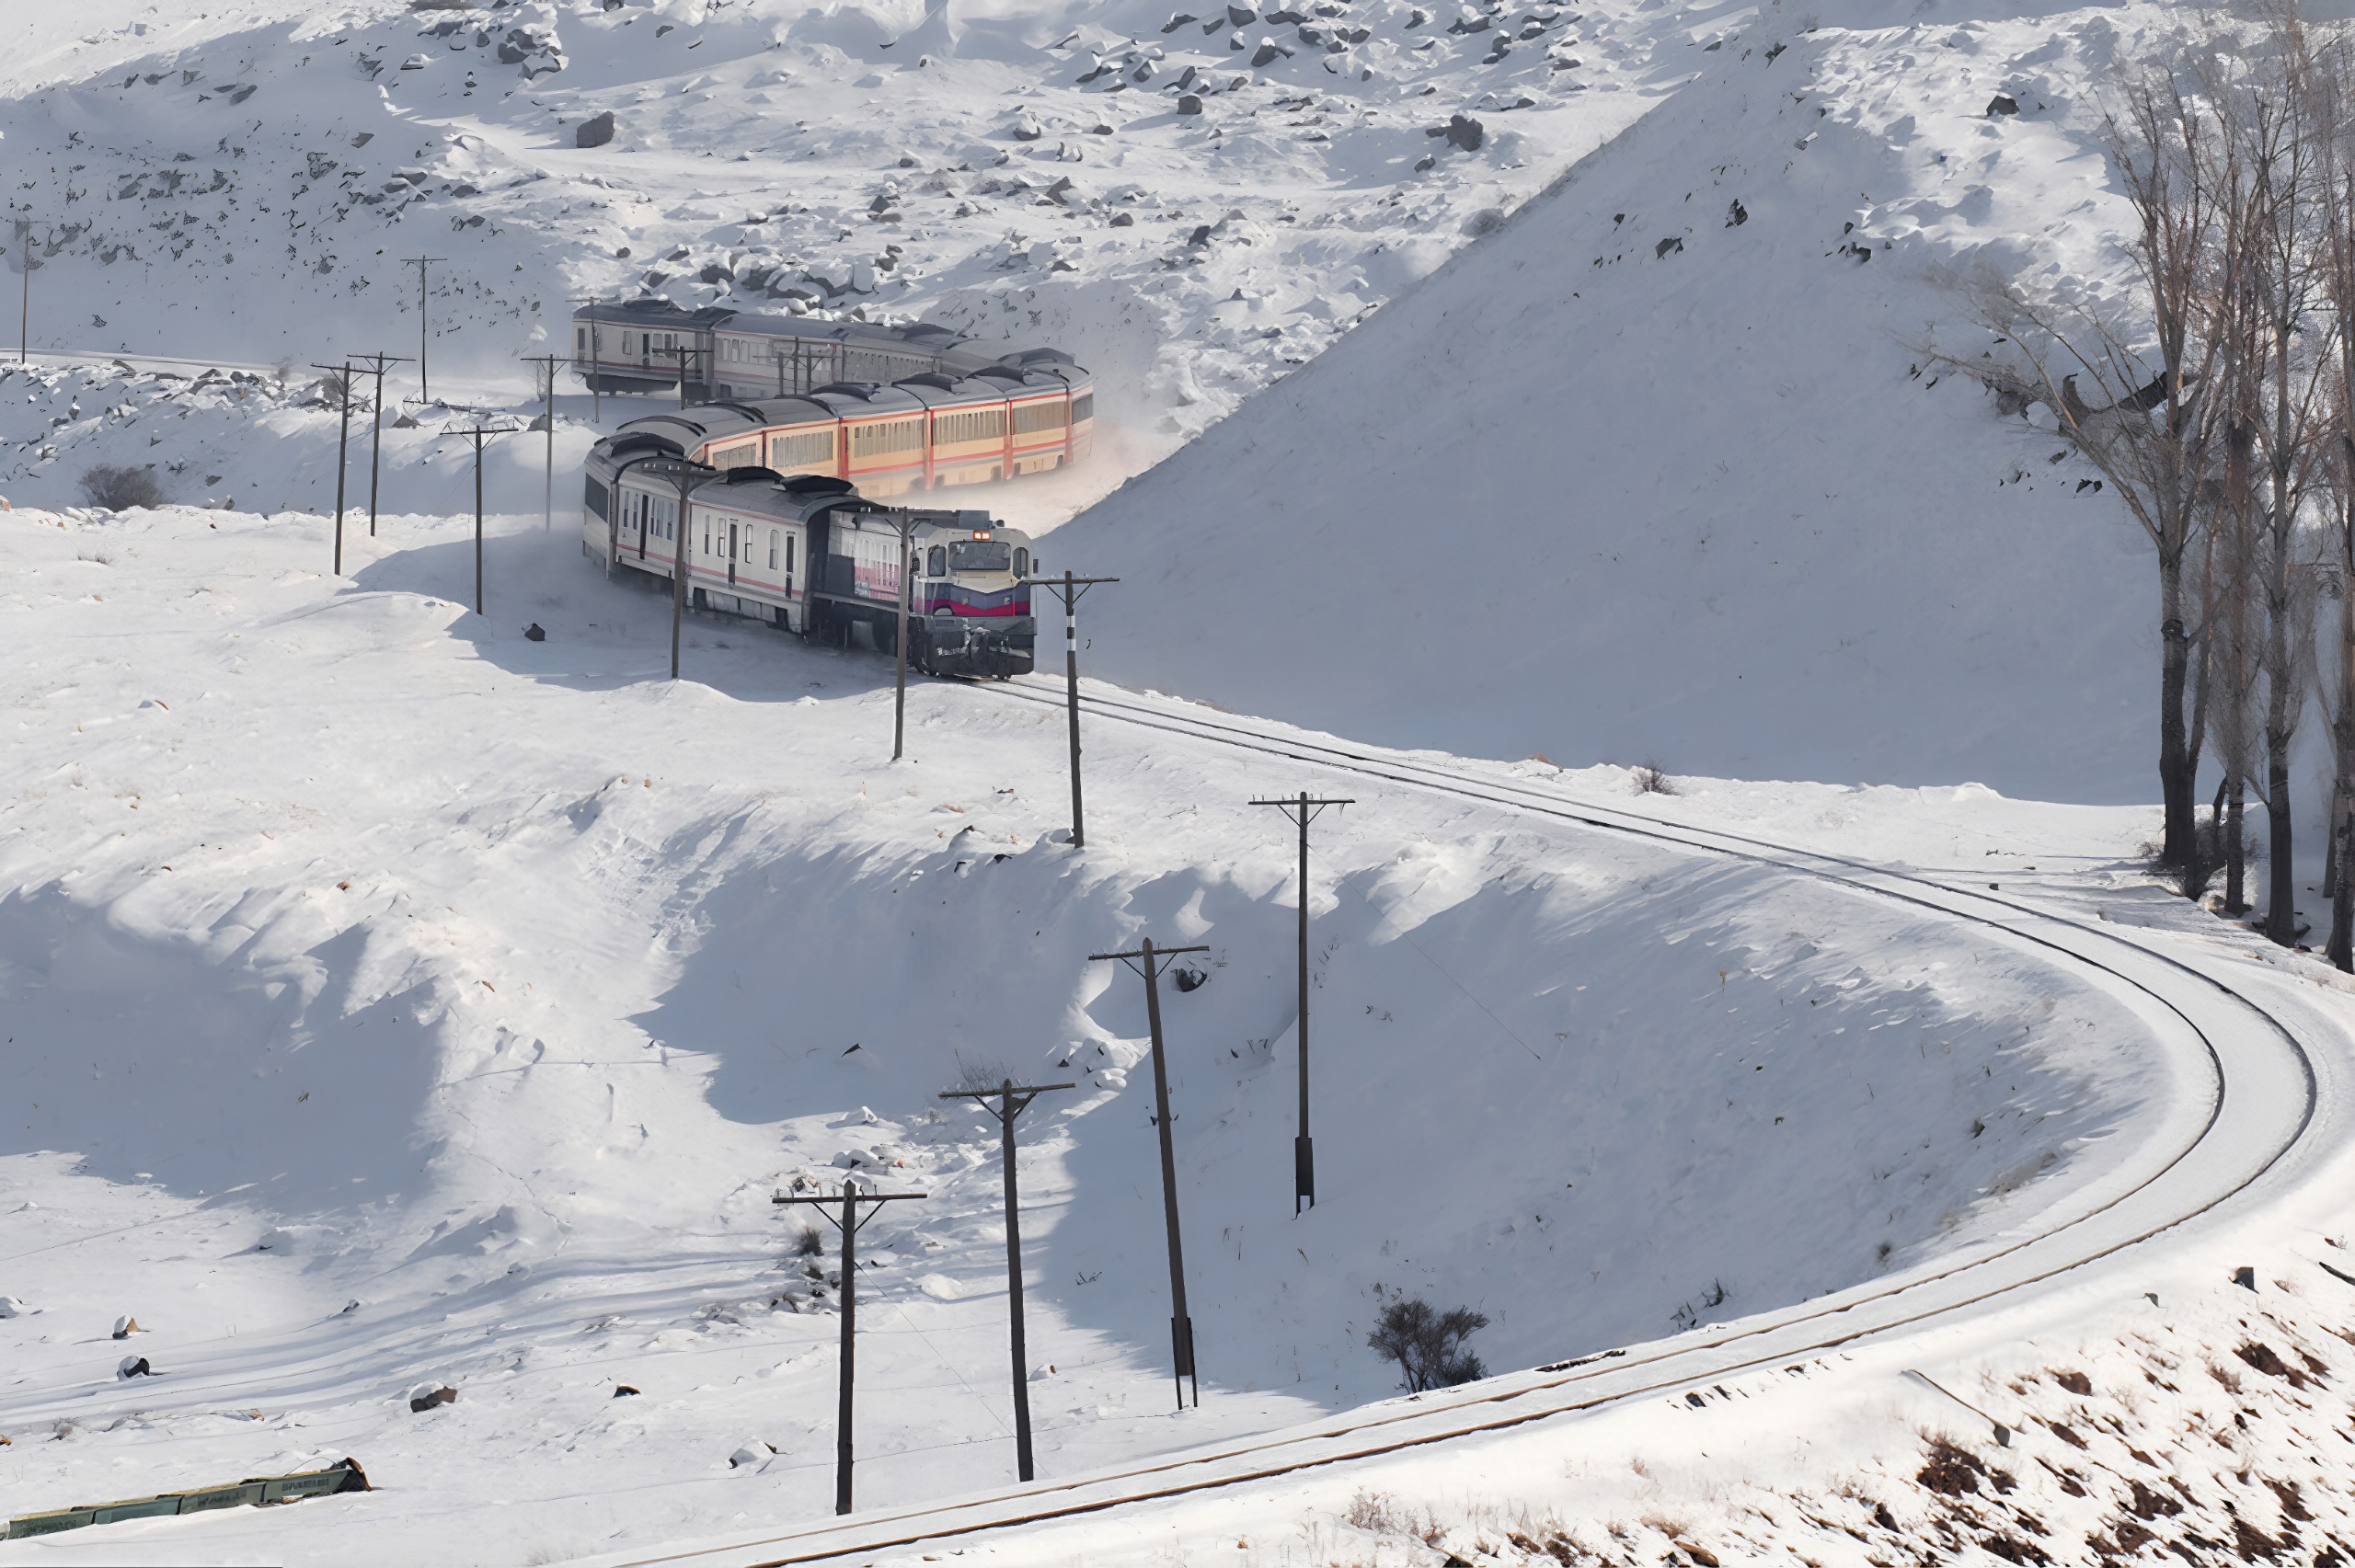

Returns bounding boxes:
[9,0,2355,1562]
[0,502,2215,1564]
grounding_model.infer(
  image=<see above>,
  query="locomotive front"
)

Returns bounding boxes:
[911,516,1037,679]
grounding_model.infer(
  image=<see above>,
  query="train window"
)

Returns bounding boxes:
[927,545,947,577]
[948,540,1012,574]
[1014,547,1028,578]
[769,531,780,569]
[1072,393,1094,422]
[576,327,588,353]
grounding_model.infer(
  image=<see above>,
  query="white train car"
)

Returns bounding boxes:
[582,419,1038,677]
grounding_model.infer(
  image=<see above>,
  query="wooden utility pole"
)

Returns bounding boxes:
[666,342,704,409]
[13,217,34,365]
[772,1185,927,1516]
[405,256,445,401]
[665,454,719,679]
[345,351,410,537]
[310,361,356,575]
[568,295,601,424]
[522,352,562,531]
[1027,571,1118,846]
[1088,935,1211,1409]
[442,421,518,614]
[1249,790,1354,1213]
[890,514,922,761]
[936,1077,1074,1482]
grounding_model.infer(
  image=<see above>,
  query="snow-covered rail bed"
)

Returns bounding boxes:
[557,676,2340,1568]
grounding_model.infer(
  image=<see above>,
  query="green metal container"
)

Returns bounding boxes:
[6,1507,98,1539]
[88,1494,184,1525]
[177,1482,267,1515]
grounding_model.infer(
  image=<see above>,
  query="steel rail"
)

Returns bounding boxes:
[568,679,2325,1568]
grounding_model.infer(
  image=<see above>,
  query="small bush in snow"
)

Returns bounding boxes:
[793,1224,824,1257]
[1367,1295,1488,1392]
[1632,762,1677,796]
[79,464,164,511]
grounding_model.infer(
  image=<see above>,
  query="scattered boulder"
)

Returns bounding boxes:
[1110,211,1136,225]
[1011,112,1043,141]
[729,1441,776,1467]
[1986,94,2019,116]
[1178,93,1203,114]
[1187,223,1213,246]
[523,623,546,642]
[1227,3,1258,22]
[1443,113,1484,151]
[1250,41,1288,65]
[1726,198,1748,226]
[614,1384,641,1398]
[408,1384,459,1413]
[576,110,617,149]
[111,1316,140,1340]
[1162,11,1198,29]
[118,1356,153,1379]
[0,1297,26,1319]
[1655,235,1683,258]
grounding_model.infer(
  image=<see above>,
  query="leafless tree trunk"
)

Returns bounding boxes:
[1920,54,2227,881]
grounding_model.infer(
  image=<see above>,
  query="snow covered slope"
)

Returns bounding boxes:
[1051,3,2180,802]
[0,0,1705,521]
[0,501,2178,1562]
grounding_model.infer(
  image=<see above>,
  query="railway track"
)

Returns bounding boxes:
[568,676,2338,1568]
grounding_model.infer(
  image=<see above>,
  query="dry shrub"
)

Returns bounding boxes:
[79,464,164,511]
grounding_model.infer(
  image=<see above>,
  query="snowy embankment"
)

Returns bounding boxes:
[0,502,2176,1564]
[1051,3,2176,803]
[0,0,1686,521]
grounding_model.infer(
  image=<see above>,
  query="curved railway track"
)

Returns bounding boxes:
[571,676,2338,1568]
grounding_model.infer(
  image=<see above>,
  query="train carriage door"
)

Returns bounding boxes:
[727,521,738,586]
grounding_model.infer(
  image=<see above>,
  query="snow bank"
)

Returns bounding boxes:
[1050,7,2172,801]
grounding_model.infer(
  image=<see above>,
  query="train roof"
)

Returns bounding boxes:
[693,472,885,524]
[802,382,925,418]
[890,372,1020,409]
[572,297,739,328]
[569,300,1087,382]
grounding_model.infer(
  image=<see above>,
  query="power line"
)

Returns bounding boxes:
[1248,790,1354,1212]
[1028,571,1119,847]
[405,256,445,401]
[1087,935,1211,1409]
[773,1185,929,1515]
[936,1078,1074,1482]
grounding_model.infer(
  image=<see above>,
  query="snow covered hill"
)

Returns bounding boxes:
[1050,2,2179,802]
[0,0,1701,521]
[0,501,2175,1562]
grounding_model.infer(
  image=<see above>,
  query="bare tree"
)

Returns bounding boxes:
[1923,49,2230,879]
[2313,21,2355,967]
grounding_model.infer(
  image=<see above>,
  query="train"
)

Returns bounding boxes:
[569,299,1093,496]
[582,420,1040,679]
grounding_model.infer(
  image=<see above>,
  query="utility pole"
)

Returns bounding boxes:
[666,342,703,409]
[522,352,561,531]
[1087,935,1211,1410]
[665,454,719,679]
[405,255,445,401]
[310,361,356,575]
[345,351,410,538]
[568,296,601,425]
[1027,571,1119,847]
[772,1184,927,1516]
[1249,790,1354,1213]
[12,217,35,366]
[889,513,922,761]
[442,421,518,615]
[936,1077,1074,1483]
